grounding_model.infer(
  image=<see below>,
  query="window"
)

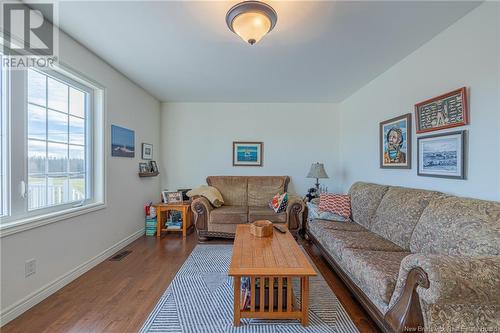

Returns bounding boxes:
[27,69,88,210]
[0,61,105,231]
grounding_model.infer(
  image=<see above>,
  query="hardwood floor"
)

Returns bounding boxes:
[2,232,379,333]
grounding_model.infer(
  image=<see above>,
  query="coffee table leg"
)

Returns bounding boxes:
[233,277,241,326]
[301,276,309,326]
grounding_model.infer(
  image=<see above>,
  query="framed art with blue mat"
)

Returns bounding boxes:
[379,113,411,169]
[232,141,263,166]
[111,125,135,157]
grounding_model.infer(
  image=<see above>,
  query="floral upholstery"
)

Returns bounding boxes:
[321,230,405,260]
[341,248,410,312]
[389,254,500,331]
[348,182,388,229]
[308,182,500,332]
[410,196,500,255]
[370,187,442,250]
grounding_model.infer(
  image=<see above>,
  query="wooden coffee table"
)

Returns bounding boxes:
[229,225,317,326]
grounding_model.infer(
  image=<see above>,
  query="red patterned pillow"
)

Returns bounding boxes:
[318,193,351,219]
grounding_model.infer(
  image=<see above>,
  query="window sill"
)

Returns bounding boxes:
[0,202,106,238]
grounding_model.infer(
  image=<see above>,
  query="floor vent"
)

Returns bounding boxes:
[110,250,132,261]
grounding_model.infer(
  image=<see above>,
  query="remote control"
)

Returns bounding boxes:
[273,225,287,233]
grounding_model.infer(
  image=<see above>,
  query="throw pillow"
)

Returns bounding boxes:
[307,201,349,222]
[187,185,224,207]
[318,193,351,219]
[269,193,288,213]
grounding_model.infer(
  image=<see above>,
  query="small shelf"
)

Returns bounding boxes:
[138,171,159,177]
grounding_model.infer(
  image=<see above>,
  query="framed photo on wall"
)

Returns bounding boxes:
[379,114,411,169]
[417,130,466,179]
[142,143,153,160]
[415,87,468,133]
[111,125,135,157]
[232,141,263,166]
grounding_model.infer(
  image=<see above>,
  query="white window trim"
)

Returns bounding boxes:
[0,61,107,238]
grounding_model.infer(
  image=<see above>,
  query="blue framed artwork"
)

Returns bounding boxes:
[232,141,263,166]
[418,130,466,179]
[111,125,135,157]
[379,114,411,169]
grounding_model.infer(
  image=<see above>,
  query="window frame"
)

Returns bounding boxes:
[0,61,106,237]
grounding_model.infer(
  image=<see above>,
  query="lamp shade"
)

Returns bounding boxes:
[306,163,329,179]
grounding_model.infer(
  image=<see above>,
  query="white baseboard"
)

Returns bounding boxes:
[0,228,145,326]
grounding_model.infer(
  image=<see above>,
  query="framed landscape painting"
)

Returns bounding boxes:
[417,130,466,179]
[233,142,263,166]
[415,87,468,133]
[111,125,135,157]
[379,114,411,169]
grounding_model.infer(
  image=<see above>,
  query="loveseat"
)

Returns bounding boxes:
[191,176,305,241]
[306,182,500,333]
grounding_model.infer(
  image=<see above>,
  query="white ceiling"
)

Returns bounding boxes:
[45,1,480,102]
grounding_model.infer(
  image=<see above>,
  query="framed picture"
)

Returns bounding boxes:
[415,87,468,134]
[111,125,135,157]
[167,191,183,204]
[417,130,466,179]
[139,162,149,173]
[142,143,153,160]
[150,160,158,173]
[233,141,263,166]
[379,114,411,169]
[161,190,169,203]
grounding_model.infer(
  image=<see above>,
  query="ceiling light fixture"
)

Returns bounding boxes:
[226,1,277,45]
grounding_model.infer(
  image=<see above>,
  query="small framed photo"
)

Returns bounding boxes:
[417,130,466,179]
[167,191,183,204]
[150,160,158,173]
[139,162,149,173]
[142,143,153,160]
[233,141,263,166]
[161,190,169,203]
[380,113,412,169]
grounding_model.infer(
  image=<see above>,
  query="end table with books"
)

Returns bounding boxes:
[154,201,193,238]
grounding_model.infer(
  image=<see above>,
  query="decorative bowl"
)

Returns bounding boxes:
[250,220,273,237]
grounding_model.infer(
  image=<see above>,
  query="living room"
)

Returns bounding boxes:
[0,1,498,332]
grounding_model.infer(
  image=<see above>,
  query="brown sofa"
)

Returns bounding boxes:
[191,176,305,241]
[306,182,500,333]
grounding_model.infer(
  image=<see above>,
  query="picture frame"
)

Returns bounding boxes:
[415,87,468,134]
[150,160,158,173]
[142,143,153,160]
[161,190,169,203]
[417,130,466,179]
[167,191,183,204]
[111,125,135,157]
[379,114,412,169]
[233,141,263,166]
[139,162,149,173]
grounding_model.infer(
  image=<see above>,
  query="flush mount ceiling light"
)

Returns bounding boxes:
[226,1,277,45]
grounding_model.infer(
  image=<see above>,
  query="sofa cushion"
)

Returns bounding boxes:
[248,206,287,223]
[410,196,500,256]
[322,230,405,260]
[318,193,351,219]
[370,187,442,250]
[248,176,289,207]
[348,182,389,229]
[309,219,366,233]
[209,206,247,225]
[207,176,248,206]
[341,248,410,312]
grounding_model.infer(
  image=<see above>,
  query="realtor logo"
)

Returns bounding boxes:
[2,3,54,56]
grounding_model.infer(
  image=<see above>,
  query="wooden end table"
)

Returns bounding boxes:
[154,202,192,238]
[229,225,317,326]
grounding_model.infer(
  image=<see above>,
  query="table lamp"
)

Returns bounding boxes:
[306,162,329,192]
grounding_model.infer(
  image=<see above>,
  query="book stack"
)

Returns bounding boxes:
[145,217,157,236]
[166,211,183,230]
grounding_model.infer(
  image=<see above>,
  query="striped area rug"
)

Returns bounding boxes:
[140,245,359,333]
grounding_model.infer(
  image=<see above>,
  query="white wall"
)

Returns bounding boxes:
[0,31,161,322]
[160,103,340,196]
[338,2,500,201]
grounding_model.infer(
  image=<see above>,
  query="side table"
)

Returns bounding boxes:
[154,202,193,238]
